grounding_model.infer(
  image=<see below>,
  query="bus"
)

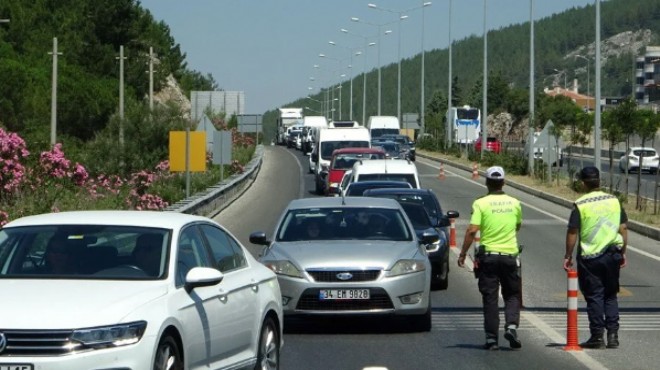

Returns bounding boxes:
[449,106,481,144]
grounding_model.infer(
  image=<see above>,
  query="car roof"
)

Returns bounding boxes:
[286,196,402,210]
[353,159,416,173]
[3,210,211,229]
[629,146,656,151]
[363,188,433,196]
[331,147,386,156]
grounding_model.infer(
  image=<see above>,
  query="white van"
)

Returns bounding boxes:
[310,126,371,195]
[366,116,400,139]
[347,159,421,189]
[302,116,328,154]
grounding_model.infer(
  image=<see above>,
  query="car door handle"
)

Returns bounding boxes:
[251,284,259,293]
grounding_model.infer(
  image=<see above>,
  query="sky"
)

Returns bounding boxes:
[140,0,595,114]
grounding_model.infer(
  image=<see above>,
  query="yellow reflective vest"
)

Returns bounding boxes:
[575,191,624,257]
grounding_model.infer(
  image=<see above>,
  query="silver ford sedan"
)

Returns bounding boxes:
[250,196,439,332]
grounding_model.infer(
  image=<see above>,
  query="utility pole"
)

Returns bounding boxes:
[149,46,155,111]
[117,45,127,150]
[48,37,62,146]
[447,0,453,148]
[594,0,602,173]
[481,0,488,160]
[528,0,535,175]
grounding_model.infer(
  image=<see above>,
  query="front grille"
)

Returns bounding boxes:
[296,287,394,311]
[0,329,82,356]
[307,269,381,282]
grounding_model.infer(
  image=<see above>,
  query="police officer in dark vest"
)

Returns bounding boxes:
[564,166,628,349]
[458,166,523,351]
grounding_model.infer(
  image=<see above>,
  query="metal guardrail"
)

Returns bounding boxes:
[417,151,660,241]
[165,145,264,217]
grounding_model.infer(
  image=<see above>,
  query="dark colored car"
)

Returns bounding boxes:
[379,134,416,161]
[362,188,460,290]
[343,181,412,197]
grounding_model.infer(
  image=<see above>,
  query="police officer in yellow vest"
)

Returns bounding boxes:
[564,166,627,349]
[458,166,522,351]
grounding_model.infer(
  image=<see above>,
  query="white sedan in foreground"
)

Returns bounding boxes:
[0,210,282,370]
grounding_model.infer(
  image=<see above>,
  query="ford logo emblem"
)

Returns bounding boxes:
[336,272,353,281]
[0,332,6,354]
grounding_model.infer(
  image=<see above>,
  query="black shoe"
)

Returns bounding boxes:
[607,332,619,349]
[484,341,499,351]
[504,328,522,349]
[580,334,605,349]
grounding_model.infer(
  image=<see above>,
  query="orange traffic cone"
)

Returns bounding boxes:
[471,162,479,180]
[438,163,446,180]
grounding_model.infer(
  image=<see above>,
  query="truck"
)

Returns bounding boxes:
[301,116,328,154]
[366,116,400,139]
[276,108,303,145]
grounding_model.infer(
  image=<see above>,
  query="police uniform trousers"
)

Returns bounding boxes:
[477,254,521,340]
[577,250,622,335]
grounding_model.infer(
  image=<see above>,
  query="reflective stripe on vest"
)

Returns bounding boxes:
[575,191,623,257]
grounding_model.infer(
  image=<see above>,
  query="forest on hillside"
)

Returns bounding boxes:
[0,0,216,151]
[264,0,660,141]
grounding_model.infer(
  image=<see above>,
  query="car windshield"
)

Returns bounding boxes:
[0,225,170,280]
[276,207,412,242]
[369,193,440,219]
[346,182,411,196]
[399,202,433,229]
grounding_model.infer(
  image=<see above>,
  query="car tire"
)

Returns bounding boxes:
[409,301,432,332]
[255,317,280,370]
[154,335,183,370]
[431,253,449,291]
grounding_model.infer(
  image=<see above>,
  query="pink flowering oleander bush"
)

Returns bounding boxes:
[0,128,30,198]
[0,123,254,224]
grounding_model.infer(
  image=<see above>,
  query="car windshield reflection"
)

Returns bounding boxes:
[0,225,170,280]
[276,207,412,242]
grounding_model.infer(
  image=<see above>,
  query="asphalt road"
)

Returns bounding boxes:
[216,145,660,370]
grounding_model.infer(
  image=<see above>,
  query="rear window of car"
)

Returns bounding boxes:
[632,149,657,157]
[359,174,417,188]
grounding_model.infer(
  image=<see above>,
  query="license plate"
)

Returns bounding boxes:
[319,289,370,300]
[0,365,33,370]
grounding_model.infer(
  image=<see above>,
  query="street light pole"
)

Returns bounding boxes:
[481,0,488,160]
[48,37,62,146]
[576,54,590,99]
[594,0,602,173]
[447,0,453,148]
[341,29,376,125]
[351,17,394,116]
[421,2,432,137]
[528,0,535,175]
[117,45,127,151]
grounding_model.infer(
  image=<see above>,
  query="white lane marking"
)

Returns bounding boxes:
[419,158,660,262]
[424,159,607,369]
[284,147,306,199]
[524,312,608,370]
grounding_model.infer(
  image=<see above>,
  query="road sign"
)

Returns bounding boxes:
[237,114,263,133]
[212,131,232,165]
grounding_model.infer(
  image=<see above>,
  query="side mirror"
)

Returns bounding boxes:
[249,231,270,246]
[420,230,440,246]
[312,153,319,162]
[446,210,460,219]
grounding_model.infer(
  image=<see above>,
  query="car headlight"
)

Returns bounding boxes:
[71,321,147,349]
[264,260,304,278]
[387,259,426,277]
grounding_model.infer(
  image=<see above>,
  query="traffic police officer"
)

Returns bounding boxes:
[564,166,627,349]
[458,166,523,350]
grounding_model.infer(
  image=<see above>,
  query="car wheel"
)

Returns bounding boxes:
[154,335,183,370]
[409,301,432,332]
[255,317,280,370]
[431,254,449,291]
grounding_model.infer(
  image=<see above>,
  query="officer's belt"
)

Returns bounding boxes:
[580,245,622,260]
